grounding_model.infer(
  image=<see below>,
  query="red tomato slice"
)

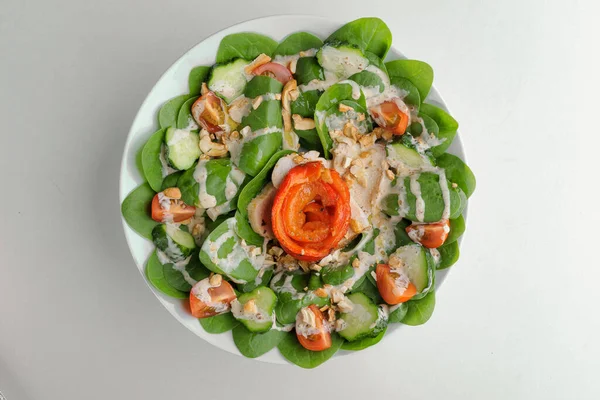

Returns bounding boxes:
[191,91,226,133]
[296,305,332,352]
[189,279,236,319]
[369,100,409,135]
[151,193,196,223]
[376,264,417,305]
[405,220,450,249]
[252,62,293,84]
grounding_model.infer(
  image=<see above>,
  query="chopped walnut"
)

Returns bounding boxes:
[209,274,222,287]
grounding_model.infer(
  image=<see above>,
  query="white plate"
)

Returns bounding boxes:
[119,15,466,364]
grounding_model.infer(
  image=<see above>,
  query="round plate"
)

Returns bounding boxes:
[119,15,466,364]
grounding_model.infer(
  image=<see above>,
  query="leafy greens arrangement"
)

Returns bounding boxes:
[121,17,475,368]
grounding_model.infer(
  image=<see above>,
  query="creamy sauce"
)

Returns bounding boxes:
[156,250,198,286]
[272,48,319,70]
[162,224,185,261]
[230,299,273,324]
[159,144,177,178]
[270,272,305,300]
[157,192,173,223]
[193,159,217,208]
[409,174,426,222]
[166,129,191,146]
[191,278,230,313]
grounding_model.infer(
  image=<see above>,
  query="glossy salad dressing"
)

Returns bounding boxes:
[193,159,217,208]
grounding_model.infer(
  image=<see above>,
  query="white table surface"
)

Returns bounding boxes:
[1,0,599,399]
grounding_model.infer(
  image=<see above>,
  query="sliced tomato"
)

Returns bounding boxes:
[151,193,196,223]
[296,305,332,352]
[189,278,236,319]
[376,264,417,305]
[191,91,226,133]
[252,62,293,84]
[406,220,450,249]
[369,100,409,135]
[271,162,350,261]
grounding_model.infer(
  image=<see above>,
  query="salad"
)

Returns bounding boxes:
[121,17,476,368]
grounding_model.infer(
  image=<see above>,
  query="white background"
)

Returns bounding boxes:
[1,0,599,399]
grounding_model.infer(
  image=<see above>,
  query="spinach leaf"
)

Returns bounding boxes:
[274,32,323,56]
[385,60,434,101]
[447,214,465,245]
[402,290,435,326]
[244,75,283,98]
[121,183,158,240]
[145,251,187,299]
[390,76,421,111]
[321,262,354,285]
[401,173,464,222]
[437,241,460,270]
[295,128,323,152]
[205,158,237,206]
[349,70,384,92]
[141,128,167,192]
[188,66,211,95]
[388,303,408,323]
[364,51,388,74]
[291,90,322,117]
[235,150,293,245]
[163,250,210,292]
[278,332,344,369]
[394,218,413,247]
[238,133,283,177]
[436,153,476,198]
[295,57,324,85]
[237,268,274,293]
[232,325,288,358]
[419,103,459,157]
[177,165,199,206]
[325,17,392,59]
[136,144,145,176]
[350,274,382,304]
[216,33,278,64]
[176,96,199,130]
[314,82,366,158]
[158,94,195,129]
[199,312,240,333]
[341,326,387,351]
[239,100,283,131]
[407,113,439,137]
[161,171,183,191]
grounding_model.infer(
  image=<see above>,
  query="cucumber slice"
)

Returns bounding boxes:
[165,127,200,170]
[208,59,250,103]
[337,293,388,342]
[392,244,434,299]
[317,41,370,79]
[386,136,433,170]
[152,224,197,262]
[231,286,277,333]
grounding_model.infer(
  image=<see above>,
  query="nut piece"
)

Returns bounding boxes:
[314,288,328,298]
[179,218,192,225]
[343,122,359,141]
[350,219,365,234]
[252,96,263,110]
[282,108,293,133]
[199,129,228,157]
[292,114,316,130]
[357,113,366,121]
[337,298,354,313]
[192,223,204,236]
[386,170,395,180]
[163,187,181,199]
[451,182,458,188]
[309,263,322,272]
[358,133,376,147]
[298,261,311,273]
[339,103,353,113]
[244,53,272,74]
[281,79,299,112]
[209,274,222,287]
[327,308,336,322]
[268,246,284,257]
[243,299,258,314]
[351,257,361,269]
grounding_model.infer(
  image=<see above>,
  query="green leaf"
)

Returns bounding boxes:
[232,325,287,358]
[158,94,195,129]
[188,66,211,95]
[199,312,240,333]
[239,100,283,131]
[216,33,278,64]
[349,70,384,92]
[326,17,392,59]
[278,332,344,369]
[436,153,476,198]
[177,165,199,207]
[135,144,145,176]
[274,32,323,56]
[385,60,434,101]
[390,76,421,111]
[235,150,293,245]
[447,214,465,245]
[176,96,199,129]
[244,75,283,98]
[437,241,460,270]
[295,57,325,85]
[291,89,321,117]
[161,171,183,191]
[419,103,459,157]
[350,275,382,305]
[388,303,408,323]
[342,326,387,351]
[295,128,323,152]
[145,251,187,299]
[402,291,435,326]
[162,251,210,292]
[141,128,167,192]
[407,114,439,137]
[394,218,413,248]
[321,262,354,285]
[121,182,158,240]
[401,173,464,222]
